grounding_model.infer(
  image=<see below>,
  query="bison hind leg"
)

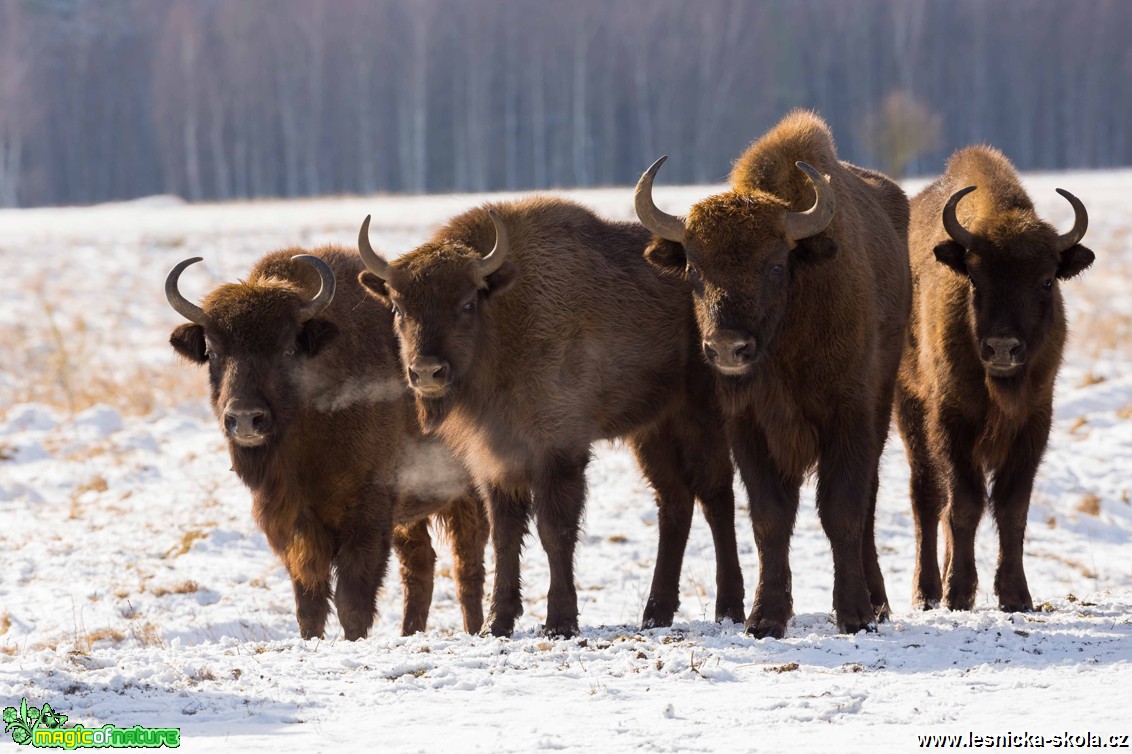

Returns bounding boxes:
[629,429,694,630]
[442,492,489,634]
[393,518,436,636]
[896,389,945,611]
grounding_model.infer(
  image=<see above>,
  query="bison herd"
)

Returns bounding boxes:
[166,110,1094,641]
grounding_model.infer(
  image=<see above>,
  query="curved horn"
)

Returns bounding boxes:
[1053,188,1088,252]
[783,162,835,243]
[476,209,510,278]
[165,257,210,325]
[357,214,395,282]
[942,185,977,248]
[291,255,336,322]
[634,155,686,243]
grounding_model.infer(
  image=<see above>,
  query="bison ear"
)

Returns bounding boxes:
[793,234,838,263]
[483,261,517,298]
[643,238,687,275]
[298,319,339,357]
[1056,244,1095,280]
[358,270,391,304]
[933,241,968,275]
[170,324,207,364]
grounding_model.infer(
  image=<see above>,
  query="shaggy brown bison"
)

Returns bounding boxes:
[896,146,1093,612]
[355,197,745,637]
[166,248,488,640]
[635,110,911,637]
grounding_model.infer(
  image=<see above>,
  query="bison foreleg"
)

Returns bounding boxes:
[989,419,1047,613]
[533,453,589,638]
[292,578,332,640]
[732,422,800,640]
[334,514,393,641]
[940,427,987,611]
[443,493,489,634]
[393,519,436,636]
[482,484,532,638]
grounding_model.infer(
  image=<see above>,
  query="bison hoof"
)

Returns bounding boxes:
[943,594,976,611]
[872,601,892,623]
[542,619,579,639]
[998,598,1034,613]
[744,616,787,640]
[715,599,746,625]
[484,618,515,638]
[837,618,878,635]
[912,593,941,611]
[642,603,676,630]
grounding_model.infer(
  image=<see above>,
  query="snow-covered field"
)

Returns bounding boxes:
[1,174,1130,752]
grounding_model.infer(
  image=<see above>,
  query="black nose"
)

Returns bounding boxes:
[981,336,1025,364]
[703,332,756,370]
[224,405,270,438]
[409,357,450,389]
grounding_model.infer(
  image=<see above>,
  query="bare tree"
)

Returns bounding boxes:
[857,90,942,179]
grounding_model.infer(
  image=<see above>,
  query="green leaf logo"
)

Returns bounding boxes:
[38,703,67,730]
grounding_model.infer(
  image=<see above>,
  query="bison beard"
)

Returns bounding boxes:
[167,247,489,640]
[357,198,745,638]
[896,144,1093,613]
[635,110,912,638]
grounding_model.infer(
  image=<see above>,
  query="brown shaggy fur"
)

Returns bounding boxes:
[643,110,911,637]
[896,146,1094,612]
[360,197,744,637]
[169,247,488,640]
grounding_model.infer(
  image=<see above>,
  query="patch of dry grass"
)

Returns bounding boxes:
[1069,310,1132,361]
[151,580,201,597]
[1077,493,1102,517]
[1079,372,1106,387]
[0,278,205,420]
[163,530,209,559]
[129,621,164,648]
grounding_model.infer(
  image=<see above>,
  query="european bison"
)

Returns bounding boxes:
[355,197,745,637]
[635,110,911,637]
[896,145,1093,612]
[166,247,488,640]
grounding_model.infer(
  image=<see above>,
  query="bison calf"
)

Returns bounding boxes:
[356,198,744,637]
[167,248,488,639]
[897,146,1093,612]
[636,110,911,637]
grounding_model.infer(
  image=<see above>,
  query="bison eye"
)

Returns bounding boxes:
[205,349,217,361]
[1042,278,1053,291]
[284,348,296,358]
[770,263,784,276]
[461,300,476,314]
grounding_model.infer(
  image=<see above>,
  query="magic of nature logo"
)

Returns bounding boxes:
[3,698,180,749]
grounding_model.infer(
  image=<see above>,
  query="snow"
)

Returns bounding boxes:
[1,174,1131,752]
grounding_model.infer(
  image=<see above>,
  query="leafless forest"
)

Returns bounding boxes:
[1,0,1129,208]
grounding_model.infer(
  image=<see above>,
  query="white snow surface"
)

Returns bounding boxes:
[1,174,1130,752]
